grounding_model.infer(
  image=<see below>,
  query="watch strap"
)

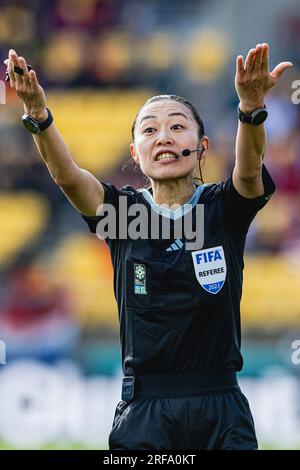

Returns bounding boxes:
[38,108,53,131]
[237,104,267,125]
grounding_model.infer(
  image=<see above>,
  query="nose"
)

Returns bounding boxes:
[156,128,174,146]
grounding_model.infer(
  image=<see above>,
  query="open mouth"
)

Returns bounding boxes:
[156,152,179,162]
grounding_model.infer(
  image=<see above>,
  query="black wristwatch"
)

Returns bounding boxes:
[22,108,53,134]
[237,104,268,126]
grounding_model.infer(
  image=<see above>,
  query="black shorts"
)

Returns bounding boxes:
[109,386,258,450]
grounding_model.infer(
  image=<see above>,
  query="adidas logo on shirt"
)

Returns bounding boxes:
[166,239,184,251]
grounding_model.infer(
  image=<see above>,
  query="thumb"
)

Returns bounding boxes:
[270,61,293,82]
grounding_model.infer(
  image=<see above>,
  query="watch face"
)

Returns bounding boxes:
[252,109,268,125]
[22,115,40,134]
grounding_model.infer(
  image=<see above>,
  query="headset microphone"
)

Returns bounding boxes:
[182,147,204,157]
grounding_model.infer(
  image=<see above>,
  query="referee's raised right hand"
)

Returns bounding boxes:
[4,49,47,121]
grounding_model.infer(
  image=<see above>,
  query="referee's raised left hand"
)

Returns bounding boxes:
[235,43,293,113]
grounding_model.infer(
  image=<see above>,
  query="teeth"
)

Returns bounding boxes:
[157,153,177,161]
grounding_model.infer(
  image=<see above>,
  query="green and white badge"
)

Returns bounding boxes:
[134,264,147,294]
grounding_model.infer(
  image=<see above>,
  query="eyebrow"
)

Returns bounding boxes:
[140,112,188,123]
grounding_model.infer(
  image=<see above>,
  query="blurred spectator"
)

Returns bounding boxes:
[0,266,79,362]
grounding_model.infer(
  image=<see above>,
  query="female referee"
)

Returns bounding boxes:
[5,44,292,449]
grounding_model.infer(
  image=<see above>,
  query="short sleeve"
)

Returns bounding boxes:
[81,182,137,234]
[222,164,276,233]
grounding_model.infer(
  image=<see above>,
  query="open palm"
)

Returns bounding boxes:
[235,43,293,111]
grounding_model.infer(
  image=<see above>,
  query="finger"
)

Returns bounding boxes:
[245,48,256,73]
[9,50,23,88]
[236,55,245,76]
[29,69,39,92]
[270,62,293,82]
[261,43,269,73]
[252,44,263,72]
[18,56,30,75]
[9,49,26,80]
[9,49,21,68]
[8,59,16,88]
[18,57,30,86]
[14,66,24,89]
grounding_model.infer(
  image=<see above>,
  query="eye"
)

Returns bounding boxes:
[143,127,156,133]
[172,124,184,130]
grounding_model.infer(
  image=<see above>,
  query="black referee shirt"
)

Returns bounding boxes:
[82,165,275,376]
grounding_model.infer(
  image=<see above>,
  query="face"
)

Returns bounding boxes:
[130,100,207,183]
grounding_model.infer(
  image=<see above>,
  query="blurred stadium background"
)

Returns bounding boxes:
[0,0,300,450]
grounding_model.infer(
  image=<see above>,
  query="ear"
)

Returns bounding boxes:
[130,143,139,164]
[197,136,209,159]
